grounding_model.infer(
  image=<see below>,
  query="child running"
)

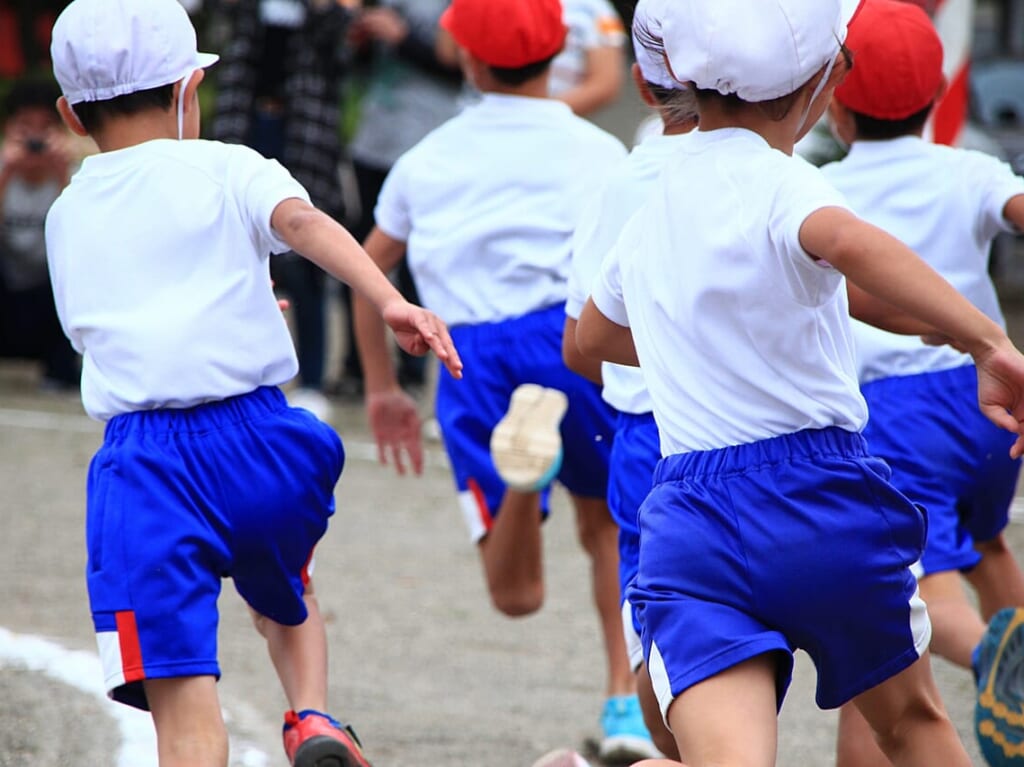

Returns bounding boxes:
[351,0,640,752]
[562,0,697,760]
[817,3,1024,766]
[45,1,460,766]
[575,0,1024,764]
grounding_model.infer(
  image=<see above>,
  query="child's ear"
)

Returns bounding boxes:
[631,63,659,109]
[182,68,206,112]
[57,96,89,137]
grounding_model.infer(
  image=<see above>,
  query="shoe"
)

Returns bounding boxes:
[289,388,332,421]
[975,608,1024,766]
[599,695,663,764]
[282,709,372,767]
[530,749,593,767]
[490,384,568,492]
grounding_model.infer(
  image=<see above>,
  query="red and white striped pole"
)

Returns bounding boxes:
[930,0,974,145]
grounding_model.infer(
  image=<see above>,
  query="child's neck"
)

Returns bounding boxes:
[91,109,179,153]
[697,101,805,156]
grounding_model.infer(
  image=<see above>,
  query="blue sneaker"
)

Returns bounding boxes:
[490,384,568,492]
[975,607,1024,766]
[599,695,662,763]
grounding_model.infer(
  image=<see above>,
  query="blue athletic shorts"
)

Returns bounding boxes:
[436,303,614,542]
[629,427,931,720]
[86,387,344,710]
[862,364,1020,576]
[608,410,660,669]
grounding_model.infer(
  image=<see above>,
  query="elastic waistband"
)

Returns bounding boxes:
[449,302,566,343]
[104,387,287,439]
[862,362,975,395]
[653,427,868,484]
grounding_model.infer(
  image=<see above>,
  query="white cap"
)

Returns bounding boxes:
[662,0,861,102]
[631,0,678,90]
[51,0,219,105]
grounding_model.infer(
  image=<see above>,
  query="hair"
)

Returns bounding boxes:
[849,104,933,140]
[2,77,62,123]
[488,53,558,87]
[71,83,175,134]
[647,83,699,127]
[692,41,854,123]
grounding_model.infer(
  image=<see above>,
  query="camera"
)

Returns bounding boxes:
[24,138,47,154]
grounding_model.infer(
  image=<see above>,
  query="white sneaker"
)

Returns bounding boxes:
[529,749,592,767]
[489,383,568,492]
[288,387,332,421]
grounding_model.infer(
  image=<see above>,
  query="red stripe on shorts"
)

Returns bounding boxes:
[115,610,145,683]
[467,478,493,533]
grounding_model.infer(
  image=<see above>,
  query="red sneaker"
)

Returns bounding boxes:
[282,709,372,767]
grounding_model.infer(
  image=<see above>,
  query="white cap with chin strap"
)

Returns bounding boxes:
[660,0,862,104]
[50,0,219,140]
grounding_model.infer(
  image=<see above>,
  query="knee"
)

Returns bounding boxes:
[489,581,544,617]
[871,696,948,757]
[574,501,617,555]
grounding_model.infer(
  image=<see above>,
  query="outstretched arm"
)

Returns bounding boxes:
[802,206,1024,456]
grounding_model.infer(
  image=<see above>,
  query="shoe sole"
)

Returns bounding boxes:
[529,749,592,767]
[292,733,372,767]
[976,607,1024,765]
[598,734,664,763]
[490,384,568,492]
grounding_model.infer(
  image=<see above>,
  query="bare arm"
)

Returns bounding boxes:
[350,226,428,475]
[1005,193,1024,233]
[557,46,625,117]
[803,206,1024,454]
[575,298,639,367]
[846,282,940,337]
[562,316,603,384]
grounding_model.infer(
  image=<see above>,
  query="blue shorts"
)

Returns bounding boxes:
[86,387,344,710]
[862,364,1020,575]
[436,303,614,542]
[630,427,930,720]
[608,411,660,669]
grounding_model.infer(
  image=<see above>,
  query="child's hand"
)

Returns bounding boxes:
[382,300,463,379]
[367,389,423,475]
[974,339,1024,459]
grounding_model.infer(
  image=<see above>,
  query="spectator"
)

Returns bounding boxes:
[0,77,79,390]
[210,0,354,419]
[337,0,463,396]
[549,0,627,116]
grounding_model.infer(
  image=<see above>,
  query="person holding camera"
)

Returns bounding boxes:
[0,77,79,390]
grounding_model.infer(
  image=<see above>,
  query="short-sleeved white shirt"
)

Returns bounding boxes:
[375,93,626,326]
[592,128,866,456]
[568,133,687,414]
[821,137,1024,383]
[46,139,309,421]
[549,0,627,98]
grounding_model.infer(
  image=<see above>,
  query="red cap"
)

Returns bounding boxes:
[440,0,567,69]
[835,0,944,120]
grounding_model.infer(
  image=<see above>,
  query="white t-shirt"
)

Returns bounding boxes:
[821,136,1024,383]
[568,133,687,415]
[592,128,866,456]
[46,139,309,421]
[375,93,626,326]
[549,0,626,97]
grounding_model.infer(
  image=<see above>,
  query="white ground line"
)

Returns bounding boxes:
[0,627,270,767]
[0,406,452,469]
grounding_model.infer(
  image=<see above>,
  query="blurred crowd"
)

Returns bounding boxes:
[0,0,633,412]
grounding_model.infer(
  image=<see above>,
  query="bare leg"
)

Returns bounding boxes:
[666,653,780,767]
[478,488,546,616]
[573,493,635,697]
[144,675,228,767]
[251,579,328,711]
[918,570,987,668]
[836,702,889,767]
[966,534,1024,621]
[638,661,681,760]
[852,652,971,767]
